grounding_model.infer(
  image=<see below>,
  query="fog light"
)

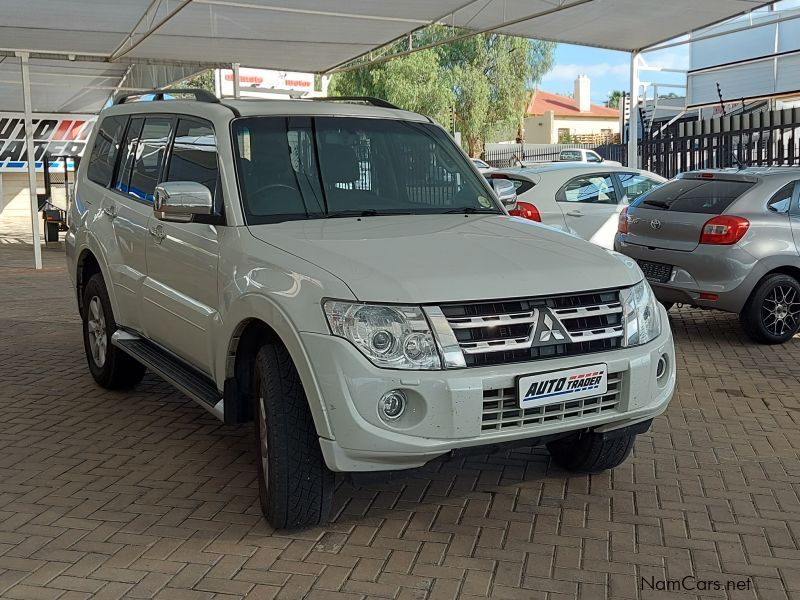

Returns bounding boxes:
[656,353,669,382]
[379,390,406,421]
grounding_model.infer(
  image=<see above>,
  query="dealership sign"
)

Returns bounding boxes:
[0,113,95,172]
[216,68,314,98]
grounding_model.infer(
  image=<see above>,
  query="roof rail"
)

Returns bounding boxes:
[309,96,399,110]
[113,88,220,105]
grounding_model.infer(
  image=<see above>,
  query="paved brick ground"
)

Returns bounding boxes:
[1,243,799,600]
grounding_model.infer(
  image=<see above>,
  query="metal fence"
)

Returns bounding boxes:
[482,107,800,179]
[641,107,800,179]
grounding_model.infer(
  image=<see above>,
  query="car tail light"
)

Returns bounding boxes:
[509,201,541,222]
[699,215,749,245]
[618,206,629,234]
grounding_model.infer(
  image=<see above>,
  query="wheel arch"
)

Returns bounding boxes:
[221,308,333,439]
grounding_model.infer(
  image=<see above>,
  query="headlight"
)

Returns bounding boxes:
[621,280,662,346]
[323,301,442,370]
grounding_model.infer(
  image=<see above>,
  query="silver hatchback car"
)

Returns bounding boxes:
[615,168,800,344]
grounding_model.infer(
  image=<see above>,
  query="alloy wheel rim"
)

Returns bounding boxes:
[761,284,800,336]
[87,296,107,367]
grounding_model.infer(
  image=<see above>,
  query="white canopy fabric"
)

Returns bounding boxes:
[2,0,774,76]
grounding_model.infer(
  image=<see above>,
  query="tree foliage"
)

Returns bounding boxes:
[330,28,555,156]
[606,89,624,109]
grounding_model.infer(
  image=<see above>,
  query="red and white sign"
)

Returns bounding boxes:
[0,112,95,172]
[217,67,314,97]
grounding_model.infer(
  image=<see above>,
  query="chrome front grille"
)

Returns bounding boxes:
[439,290,624,367]
[481,373,623,432]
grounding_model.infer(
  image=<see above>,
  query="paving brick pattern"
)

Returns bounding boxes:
[1,244,799,599]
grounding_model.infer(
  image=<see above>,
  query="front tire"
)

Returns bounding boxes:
[740,274,800,344]
[253,342,334,529]
[547,431,636,472]
[82,274,146,389]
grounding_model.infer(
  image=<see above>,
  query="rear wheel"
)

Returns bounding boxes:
[740,274,800,344]
[253,342,334,529]
[82,274,146,389]
[547,431,636,472]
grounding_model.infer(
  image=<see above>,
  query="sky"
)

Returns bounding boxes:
[539,44,689,106]
[539,0,800,107]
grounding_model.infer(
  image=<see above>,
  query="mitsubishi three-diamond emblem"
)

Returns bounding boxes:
[533,309,573,345]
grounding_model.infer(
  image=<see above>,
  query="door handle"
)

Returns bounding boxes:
[102,205,117,219]
[566,209,584,217]
[148,225,166,243]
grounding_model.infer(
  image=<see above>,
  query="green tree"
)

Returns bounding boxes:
[175,69,215,92]
[606,89,624,109]
[330,28,555,156]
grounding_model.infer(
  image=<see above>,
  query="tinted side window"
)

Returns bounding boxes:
[129,117,174,203]
[560,150,581,161]
[86,115,127,187]
[619,173,662,201]
[559,175,618,205]
[114,117,144,195]
[166,119,218,193]
[768,182,795,214]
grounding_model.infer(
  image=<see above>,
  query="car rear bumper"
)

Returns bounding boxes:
[302,308,675,472]
[614,235,757,313]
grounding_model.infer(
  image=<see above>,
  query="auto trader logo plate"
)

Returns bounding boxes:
[517,363,608,409]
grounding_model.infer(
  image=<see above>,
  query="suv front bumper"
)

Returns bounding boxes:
[302,305,675,472]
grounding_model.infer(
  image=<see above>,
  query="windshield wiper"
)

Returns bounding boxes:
[441,207,500,214]
[323,209,411,219]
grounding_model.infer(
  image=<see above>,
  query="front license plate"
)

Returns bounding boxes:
[517,364,608,409]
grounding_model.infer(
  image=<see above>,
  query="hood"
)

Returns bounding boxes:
[247,215,642,304]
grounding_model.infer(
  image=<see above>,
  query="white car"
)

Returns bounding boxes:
[493,163,666,249]
[66,91,675,529]
[471,157,496,173]
[558,148,622,166]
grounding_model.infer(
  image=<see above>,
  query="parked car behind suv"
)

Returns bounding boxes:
[558,148,622,166]
[489,163,665,248]
[67,91,675,529]
[615,168,800,344]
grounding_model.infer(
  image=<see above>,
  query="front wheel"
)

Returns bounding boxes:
[82,274,146,389]
[547,431,636,472]
[740,274,800,344]
[253,342,334,529]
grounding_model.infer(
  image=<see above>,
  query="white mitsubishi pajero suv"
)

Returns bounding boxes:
[66,90,675,529]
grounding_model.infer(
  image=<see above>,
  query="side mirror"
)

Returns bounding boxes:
[154,182,213,223]
[490,178,518,208]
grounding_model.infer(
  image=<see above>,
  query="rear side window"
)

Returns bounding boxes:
[768,182,795,214]
[129,117,174,202]
[634,178,755,213]
[86,115,127,187]
[560,150,581,161]
[113,117,144,195]
[559,175,618,205]
[618,173,662,201]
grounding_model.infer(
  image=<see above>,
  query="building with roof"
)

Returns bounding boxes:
[524,75,620,144]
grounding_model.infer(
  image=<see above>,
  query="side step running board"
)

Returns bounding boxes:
[111,331,224,420]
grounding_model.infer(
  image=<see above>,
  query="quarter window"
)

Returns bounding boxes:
[618,173,662,201]
[129,117,174,202]
[86,115,127,187]
[768,182,795,214]
[559,175,618,205]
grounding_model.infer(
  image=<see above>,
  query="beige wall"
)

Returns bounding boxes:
[524,111,619,144]
[0,172,67,218]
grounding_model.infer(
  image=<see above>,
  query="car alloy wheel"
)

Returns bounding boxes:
[761,284,800,336]
[86,295,107,368]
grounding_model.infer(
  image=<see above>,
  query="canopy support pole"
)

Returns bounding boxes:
[232,63,241,99]
[17,51,42,269]
[628,51,641,170]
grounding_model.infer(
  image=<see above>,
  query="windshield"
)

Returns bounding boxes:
[232,116,500,224]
